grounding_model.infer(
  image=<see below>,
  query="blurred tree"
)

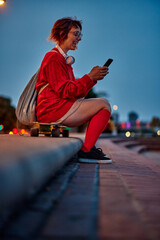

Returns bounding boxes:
[151,117,160,128]
[85,88,108,99]
[0,96,17,132]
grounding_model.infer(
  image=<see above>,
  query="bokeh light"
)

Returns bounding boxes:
[12,128,19,134]
[125,131,131,137]
[0,0,5,6]
[113,105,118,111]
[121,122,126,129]
[20,129,28,134]
[0,124,4,131]
[126,122,131,129]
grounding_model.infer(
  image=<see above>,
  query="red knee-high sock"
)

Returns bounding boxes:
[82,109,111,152]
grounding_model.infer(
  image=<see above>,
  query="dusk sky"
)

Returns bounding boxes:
[0,0,160,122]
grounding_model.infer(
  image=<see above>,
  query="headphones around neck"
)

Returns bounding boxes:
[56,45,75,65]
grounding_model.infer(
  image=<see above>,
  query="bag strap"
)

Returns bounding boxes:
[38,83,49,95]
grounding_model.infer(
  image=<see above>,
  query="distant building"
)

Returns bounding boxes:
[112,112,119,125]
[128,111,139,127]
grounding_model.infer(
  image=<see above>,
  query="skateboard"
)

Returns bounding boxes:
[30,122,70,137]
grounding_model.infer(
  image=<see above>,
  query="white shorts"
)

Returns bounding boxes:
[55,98,85,124]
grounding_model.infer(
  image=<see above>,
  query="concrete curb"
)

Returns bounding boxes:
[0,135,82,212]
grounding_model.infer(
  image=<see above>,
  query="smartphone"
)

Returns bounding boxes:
[103,58,113,67]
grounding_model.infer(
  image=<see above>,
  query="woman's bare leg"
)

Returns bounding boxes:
[62,98,111,152]
[62,98,111,127]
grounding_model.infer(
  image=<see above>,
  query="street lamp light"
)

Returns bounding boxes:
[0,0,6,6]
[113,105,118,111]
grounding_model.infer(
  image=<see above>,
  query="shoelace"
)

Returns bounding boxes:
[97,148,103,153]
[94,147,105,156]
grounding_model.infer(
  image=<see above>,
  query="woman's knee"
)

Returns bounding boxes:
[98,98,111,113]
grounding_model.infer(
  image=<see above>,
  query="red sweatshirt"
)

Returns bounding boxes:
[36,48,96,123]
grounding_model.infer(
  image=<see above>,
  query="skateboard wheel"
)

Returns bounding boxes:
[45,134,51,137]
[30,128,39,137]
[51,128,60,137]
[62,129,69,137]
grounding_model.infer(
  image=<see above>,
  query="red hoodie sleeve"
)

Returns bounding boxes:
[44,56,97,100]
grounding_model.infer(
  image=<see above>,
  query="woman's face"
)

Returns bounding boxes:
[61,26,82,52]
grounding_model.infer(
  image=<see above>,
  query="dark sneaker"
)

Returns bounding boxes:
[78,149,112,164]
[91,146,107,157]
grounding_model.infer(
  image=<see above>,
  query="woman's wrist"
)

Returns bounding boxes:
[87,73,96,82]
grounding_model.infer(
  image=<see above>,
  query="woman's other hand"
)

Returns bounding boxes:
[87,66,109,82]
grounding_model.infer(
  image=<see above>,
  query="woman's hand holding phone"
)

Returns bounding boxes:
[88,58,113,82]
[88,66,109,81]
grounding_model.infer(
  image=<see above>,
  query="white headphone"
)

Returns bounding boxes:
[56,45,75,65]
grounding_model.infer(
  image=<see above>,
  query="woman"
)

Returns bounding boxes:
[36,17,112,163]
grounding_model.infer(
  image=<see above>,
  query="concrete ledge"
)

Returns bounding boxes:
[0,135,82,212]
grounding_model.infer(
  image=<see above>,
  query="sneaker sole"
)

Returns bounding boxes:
[78,158,112,164]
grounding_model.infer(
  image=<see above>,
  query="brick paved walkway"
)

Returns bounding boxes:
[0,138,160,240]
[98,139,160,240]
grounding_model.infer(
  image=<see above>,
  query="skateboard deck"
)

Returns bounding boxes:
[30,122,70,137]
